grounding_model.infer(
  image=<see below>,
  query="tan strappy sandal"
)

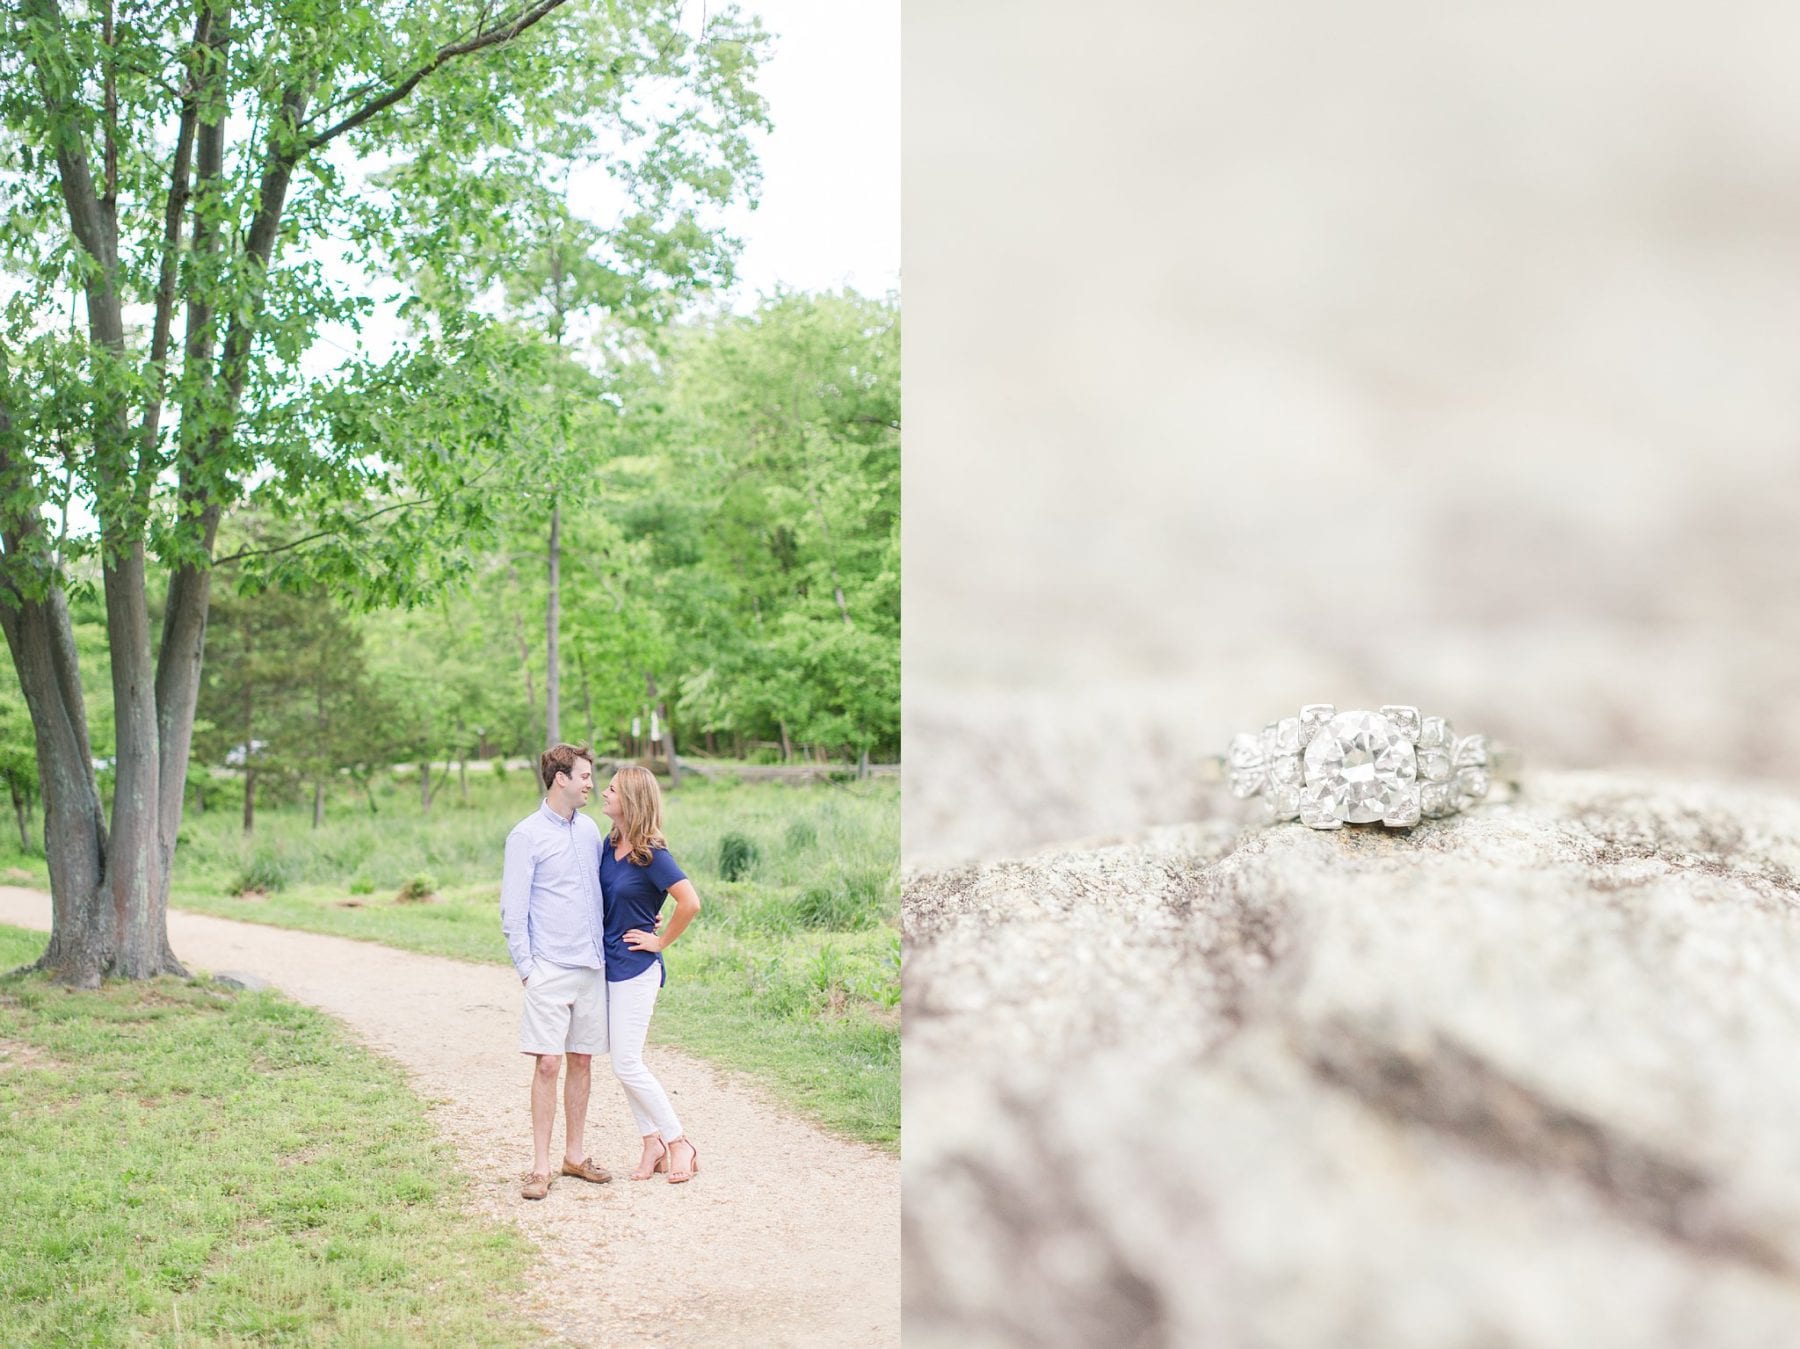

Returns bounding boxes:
[631,1139,669,1181]
[667,1137,700,1184]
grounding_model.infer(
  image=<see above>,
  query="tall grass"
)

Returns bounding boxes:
[174,768,897,905]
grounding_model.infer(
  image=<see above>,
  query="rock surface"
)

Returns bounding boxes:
[902,772,1800,1348]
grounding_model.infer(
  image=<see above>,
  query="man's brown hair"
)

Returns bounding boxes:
[539,743,595,791]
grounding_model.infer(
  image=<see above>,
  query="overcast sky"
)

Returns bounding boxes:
[716,0,899,301]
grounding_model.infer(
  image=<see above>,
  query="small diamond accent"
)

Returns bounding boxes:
[1381,706,1421,742]
[1229,733,1264,769]
[1229,765,1265,799]
[1267,754,1302,788]
[1267,783,1301,820]
[1421,781,1457,817]
[1456,768,1490,803]
[1298,705,1335,745]
[1418,716,1455,749]
[1270,717,1302,755]
[1453,735,1490,769]
[1419,748,1453,782]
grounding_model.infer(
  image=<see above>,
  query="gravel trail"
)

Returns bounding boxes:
[0,888,899,1347]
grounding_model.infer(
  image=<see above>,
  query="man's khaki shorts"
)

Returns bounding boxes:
[519,960,608,1056]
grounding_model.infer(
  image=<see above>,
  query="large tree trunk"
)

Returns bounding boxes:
[12,0,223,982]
[546,501,561,746]
[148,535,218,970]
[0,592,111,987]
[102,544,169,978]
[18,22,152,982]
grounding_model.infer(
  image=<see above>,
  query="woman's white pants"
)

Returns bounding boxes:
[609,963,683,1141]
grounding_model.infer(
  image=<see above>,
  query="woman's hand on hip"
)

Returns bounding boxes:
[622,929,664,953]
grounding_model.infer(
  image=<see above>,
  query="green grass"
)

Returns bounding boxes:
[0,923,538,1346]
[654,928,899,1143]
[0,836,49,890]
[165,769,901,1148]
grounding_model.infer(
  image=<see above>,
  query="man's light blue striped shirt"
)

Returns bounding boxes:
[499,800,605,980]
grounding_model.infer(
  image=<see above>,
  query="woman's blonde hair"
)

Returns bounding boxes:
[608,765,669,865]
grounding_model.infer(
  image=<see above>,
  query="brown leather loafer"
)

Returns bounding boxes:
[521,1172,552,1200]
[561,1156,612,1184]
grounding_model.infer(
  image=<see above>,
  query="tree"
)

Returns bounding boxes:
[430,206,760,748]
[0,1,767,984]
[629,291,902,761]
[194,580,369,831]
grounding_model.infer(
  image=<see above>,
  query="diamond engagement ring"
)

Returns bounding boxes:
[1203,705,1521,829]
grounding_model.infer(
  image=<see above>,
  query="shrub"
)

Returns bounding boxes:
[718,832,760,881]
[348,877,374,896]
[396,874,436,903]
[784,819,818,851]
[230,852,289,896]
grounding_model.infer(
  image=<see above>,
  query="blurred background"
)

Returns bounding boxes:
[903,0,1800,868]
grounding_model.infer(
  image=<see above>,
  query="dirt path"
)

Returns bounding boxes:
[0,889,899,1347]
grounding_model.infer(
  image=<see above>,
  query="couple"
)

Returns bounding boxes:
[499,743,702,1200]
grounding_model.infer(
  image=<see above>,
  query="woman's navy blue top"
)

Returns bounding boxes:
[600,842,687,985]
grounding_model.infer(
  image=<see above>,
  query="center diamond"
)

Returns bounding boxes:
[1301,710,1418,825]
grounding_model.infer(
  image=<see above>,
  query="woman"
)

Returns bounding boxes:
[598,764,704,1183]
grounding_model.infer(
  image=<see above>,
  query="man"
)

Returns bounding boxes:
[500,742,613,1199]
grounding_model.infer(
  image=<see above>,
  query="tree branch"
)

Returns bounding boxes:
[137,3,215,491]
[177,3,230,423]
[26,0,133,518]
[207,468,493,561]
[211,81,312,414]
[211,499,415,566]
[25,0,119,287]
[102,0,118,208]
[304,0,573,151]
